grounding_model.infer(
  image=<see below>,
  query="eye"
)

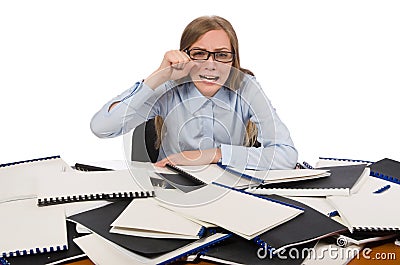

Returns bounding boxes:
[191,50,207,58]
[216,52,229,58]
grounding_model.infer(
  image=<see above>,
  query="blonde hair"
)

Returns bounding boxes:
[155,16,258,149]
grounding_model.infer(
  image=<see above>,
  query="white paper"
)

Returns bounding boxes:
[111,198,204,239]
[0,198,67,257]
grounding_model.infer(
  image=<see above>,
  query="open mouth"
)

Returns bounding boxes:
[199,75,219,82]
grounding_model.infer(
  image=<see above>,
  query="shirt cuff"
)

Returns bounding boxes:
[220,144,247,169]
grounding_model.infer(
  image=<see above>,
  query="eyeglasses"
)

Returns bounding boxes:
[184,48,235,63]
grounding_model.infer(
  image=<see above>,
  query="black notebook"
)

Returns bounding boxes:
[253,195,347,255]
[74,163,113,172]
[369,158,400,185]
[67,199,195,258]
[200,235,315,265]
[248,164,368,196]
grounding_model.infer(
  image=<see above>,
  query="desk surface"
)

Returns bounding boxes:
[66,241,399,265]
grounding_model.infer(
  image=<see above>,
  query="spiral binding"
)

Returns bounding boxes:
[159,233,232,265]
[253,236,276,256]
[1,244,67,258]
[0,155,61,168]
[318,157,373,164]
[370,171,400,185]
[328,210,339,217]
[373,184,391,194]
[197,226,206,237]
[0,257,10,265]
[165,164,206,185]
[353,227,400,232]
[217,163,264,183]
[302,161,314,169]
[37,190,155,206]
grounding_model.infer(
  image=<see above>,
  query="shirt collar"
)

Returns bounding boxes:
[183,83,233,114]
[211,86,233,111]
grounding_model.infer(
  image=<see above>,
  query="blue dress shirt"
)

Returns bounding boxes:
[90,75,298,170]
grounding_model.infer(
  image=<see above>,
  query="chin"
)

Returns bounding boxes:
[194,81,221,97]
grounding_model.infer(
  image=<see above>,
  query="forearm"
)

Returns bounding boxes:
[90,81,156,138]
[155,148,222,167]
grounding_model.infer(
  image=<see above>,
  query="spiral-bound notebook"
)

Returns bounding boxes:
[247,164,369,196]
[217,163,330,185]
[37,169,154,206]
[0,198,67,258]
[159,183,304,240]
[158,163,329,191]
[5,220,87,265]
[327,189,400,233]
[369,158,400,185]
[68,200,197,257]
[0,155,71,203]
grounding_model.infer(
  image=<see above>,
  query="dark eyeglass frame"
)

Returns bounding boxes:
[184,48,235,63]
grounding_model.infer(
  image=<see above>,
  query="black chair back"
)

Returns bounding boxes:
[131,119,159,163]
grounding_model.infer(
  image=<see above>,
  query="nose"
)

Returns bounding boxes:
[204,55,217,70]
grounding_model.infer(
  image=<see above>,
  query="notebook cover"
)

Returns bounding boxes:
[0,198,68,258]
[0,155,71,203]
[258,164,366,192]
[201,235,315,265]
[6,221,86,265]
[255,195,347,254]
[67,199,194,258]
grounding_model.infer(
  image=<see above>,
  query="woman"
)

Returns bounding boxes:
[90,16,297,170]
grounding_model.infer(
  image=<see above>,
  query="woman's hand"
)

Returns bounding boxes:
[154,148,222,167]
[144,50,194,89]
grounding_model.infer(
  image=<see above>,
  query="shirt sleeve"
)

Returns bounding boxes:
[220,77,298,170]
[90,81,167,138]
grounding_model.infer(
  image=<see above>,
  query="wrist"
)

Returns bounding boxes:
[213,148,222,163]
[144,69,168,90]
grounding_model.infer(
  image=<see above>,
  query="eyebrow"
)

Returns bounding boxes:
[191,46,231,51]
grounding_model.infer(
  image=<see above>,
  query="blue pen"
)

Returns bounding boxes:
[373,184,391,194]
[328,210,339,218]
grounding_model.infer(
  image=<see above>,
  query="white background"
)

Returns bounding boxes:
[1,0,399,166]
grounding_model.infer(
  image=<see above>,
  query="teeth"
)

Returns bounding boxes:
[199,75,219,81]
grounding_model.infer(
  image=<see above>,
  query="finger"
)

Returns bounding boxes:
[154,158,166,166]
[173,51,191,69]
[167,51,189,64]
[171,58,193,72]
